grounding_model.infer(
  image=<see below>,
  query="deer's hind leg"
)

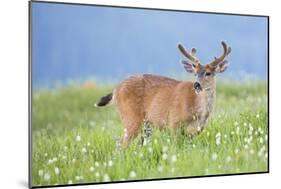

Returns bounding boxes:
[117,101,145,147]
[120,113,144,147]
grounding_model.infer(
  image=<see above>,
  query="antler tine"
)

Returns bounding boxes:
[191,48,196,56]
[227,46,232,55]
[210,41,231,67]
[178,43,199,64]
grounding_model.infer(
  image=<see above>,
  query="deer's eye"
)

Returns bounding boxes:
[205,72,211,76]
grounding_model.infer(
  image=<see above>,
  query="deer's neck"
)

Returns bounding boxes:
[204,78,216,114]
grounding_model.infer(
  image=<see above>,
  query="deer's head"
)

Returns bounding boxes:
[178,41,231,89]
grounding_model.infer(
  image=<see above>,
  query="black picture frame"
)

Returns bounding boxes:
[28,1,270,188]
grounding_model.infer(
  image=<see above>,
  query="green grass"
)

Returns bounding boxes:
[31,81,268,186]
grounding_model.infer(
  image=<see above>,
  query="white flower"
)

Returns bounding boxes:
[162,153,168,160]
[95,172,100,177]
[154,139,158,144]
[212,153,218,161]
[68,180,73,184]
[103,174,111,182]
[256,114,260,118]
[54,167,60,175]
[226,156,232,162]
[90,166,95,172]
[38,170,44,177]
[75,176,83,180]
[129,171,137,178]
[87,142,91,146]
[95,161,100,167]
[258,127,264,134]
[48,159,53,165]
[76,135,81,141]
[259,137,264,144]
[243,122,247,127]
[158,166,163,172]
[236,127,240,134]
[72,158,76,163]
[108,160,113,167]
[248,136,253,143]
[258,145,266,157]
[192,144,196,148]
[162,146,168,153]
[53,157,58,162]
[216,138,221,145]
[44,173,50,181]
[82,147,87,153]
[44,153,48,157]
[170,155,177,163]
[234,149,239,154]
[64,146,68,151]
[234,121,239,126]
[244,144,249,149]
[62,155,67,160]
[249,124,254,131]
[215,132,221,138]
[249,129,253,136]
[148,147,153,153]
[250,149,254,155]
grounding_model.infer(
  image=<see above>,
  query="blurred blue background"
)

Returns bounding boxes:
[31,2,268,88]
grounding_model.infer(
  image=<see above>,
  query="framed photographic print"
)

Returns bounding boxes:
[29,1,269,188]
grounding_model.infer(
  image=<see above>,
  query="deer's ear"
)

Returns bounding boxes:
[181,60,197,73]
[215,60,229,73]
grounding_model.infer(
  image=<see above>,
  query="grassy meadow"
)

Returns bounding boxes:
[31,81,268,187]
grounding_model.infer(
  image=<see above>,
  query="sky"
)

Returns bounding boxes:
[31,2,268,87]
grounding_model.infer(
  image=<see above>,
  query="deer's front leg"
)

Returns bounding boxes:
[184,120,205,137]
[185,126,200,137]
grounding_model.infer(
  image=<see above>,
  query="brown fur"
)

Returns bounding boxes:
[113,74,215,146]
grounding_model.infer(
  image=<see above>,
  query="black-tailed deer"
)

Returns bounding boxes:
[96,41,231,146]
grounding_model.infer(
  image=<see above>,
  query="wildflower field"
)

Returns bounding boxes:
[31,81,268,187]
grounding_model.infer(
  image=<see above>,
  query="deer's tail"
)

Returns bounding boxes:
[95,92,113,107]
